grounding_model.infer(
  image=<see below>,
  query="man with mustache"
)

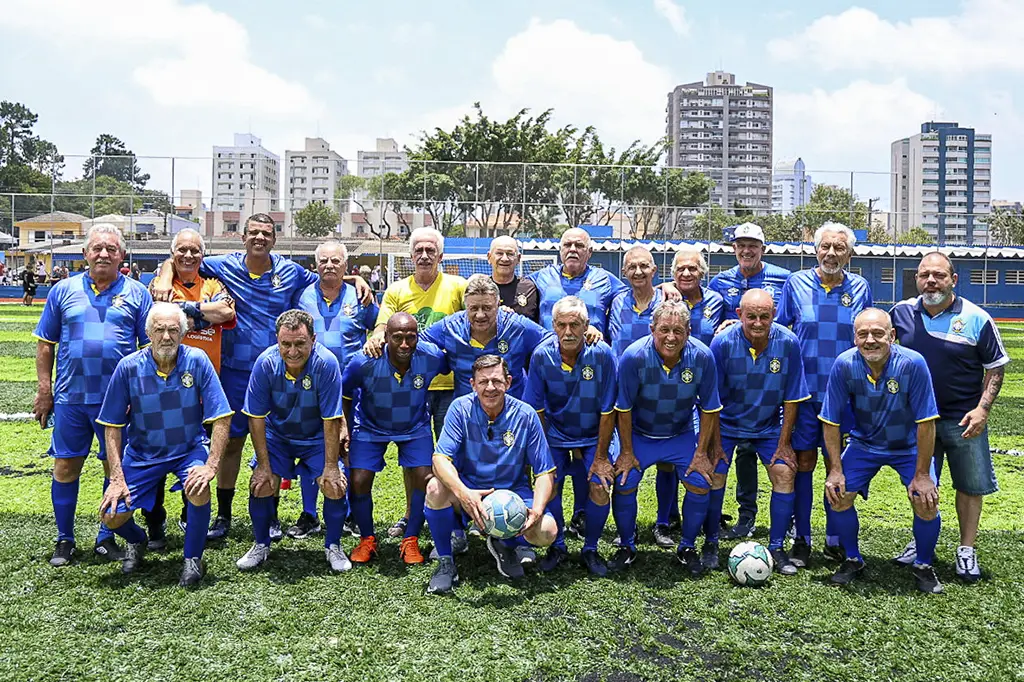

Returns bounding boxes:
[488,235,539,322]
[890,252,1009,583]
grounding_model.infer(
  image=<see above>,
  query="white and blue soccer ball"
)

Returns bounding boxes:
[727,541,774,587]
[482,489,529,539]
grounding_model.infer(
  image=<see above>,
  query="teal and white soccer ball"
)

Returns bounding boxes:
[482,489,529,539]
[727,541,774,587]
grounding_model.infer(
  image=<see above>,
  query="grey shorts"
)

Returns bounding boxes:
[934,418,999,496]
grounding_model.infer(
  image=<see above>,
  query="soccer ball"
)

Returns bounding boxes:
[727,541,774,587]
[481,490,529,539]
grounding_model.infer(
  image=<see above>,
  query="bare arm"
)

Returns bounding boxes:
[319,417,348,499]
[207,416,230,472]
[150,258,175,301]
[199,299,235,325]
[960,366,1005,438]
[908,419,939,512]
[432,453,492,530]
[822,422,846,507]
[774,402,799,470]
[33,341,55,427]
[531,471,555,515]
[99,426,130,515]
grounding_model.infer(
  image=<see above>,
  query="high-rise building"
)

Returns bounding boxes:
[211,134,280,213]
[666,71,773,211]
[890,121,992,245]
[357,138,409,180]
[771,158,813,215]
[285,137,349,213]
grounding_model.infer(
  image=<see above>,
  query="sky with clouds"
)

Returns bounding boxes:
[1,0,1021,211]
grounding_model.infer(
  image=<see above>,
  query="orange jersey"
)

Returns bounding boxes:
[172,275,235,373]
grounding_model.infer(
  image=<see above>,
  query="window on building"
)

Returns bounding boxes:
[881,268,895,283]
[847,266,862,276]
[1005,271,1024,285]
[225,222,239,233]
[969,269,998,285]
[707,264,729,276]
[33,230,47,242]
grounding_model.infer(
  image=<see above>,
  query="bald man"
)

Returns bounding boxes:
[488,236,539,322]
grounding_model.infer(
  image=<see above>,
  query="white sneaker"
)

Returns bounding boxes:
[516,547,537,565]
[956,545,982,583]
[236,543,270,571]
[326,543,352,573]
[891,539,916,566]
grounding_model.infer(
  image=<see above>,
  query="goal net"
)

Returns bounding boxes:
[386,252,557,286]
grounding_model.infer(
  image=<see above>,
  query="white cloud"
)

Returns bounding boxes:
[653,0,690,36]
[768,0,1024,73]
[0,0,321,116]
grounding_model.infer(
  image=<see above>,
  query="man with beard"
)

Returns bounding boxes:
[488,236,539,322]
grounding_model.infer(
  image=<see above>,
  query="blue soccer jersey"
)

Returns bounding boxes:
[685,287,725,346]
[199,253,317,372]
[711,322,810,440]
[709,262,791,321]
[420,308,553,399]
[608,288,664,358]
[523,338,617,448]
[242,342,344,445]
[96,345,233,465]
[34,273,152,405]
[297,281,378,371]
[342,342,449,442]
[777,268,873,401]
[528,264,628,336]
[436,393,556,491]
[820,345,940,457]
[615,335,722,439]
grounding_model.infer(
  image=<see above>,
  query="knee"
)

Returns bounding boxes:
[425,477,449,506]
[53,457,84,483]
[682,482,709,496]
[613,486,637,497]
[102,511,132,529]
[796,451,817,472]
[412,467,432,491]
[186,489,211,507]
[711,472,727,490]
[769,465,795,491]
[528,515,558,547]
[588,482,610,506]
[351,470,373,496]
[831,496,855,513]
[913,503,938,521]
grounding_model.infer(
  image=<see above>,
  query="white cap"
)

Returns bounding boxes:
[729,222,765,243]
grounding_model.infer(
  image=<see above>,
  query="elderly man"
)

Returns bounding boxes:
[821,309,943,594]
[488,235,539,321]
[611,301,721,576]
[33,224,153,567]
[525,296,617,575]
[96,303,232,586]
[776,222,872,567]
[342,313,449,565]
[890,252,1009,582]
[671,246,725,347]
[237,310,350,573]
[294,241,379,540]
[424,355,558,594]
[710,290,810,573]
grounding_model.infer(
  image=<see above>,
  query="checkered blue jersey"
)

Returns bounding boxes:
[685,287,725,346]
[34,273,152,405]
[199,253,317,371]
[776,268,873,402]
[615,335,722,439]
[523,338,617,448]
[297,281,378,371]
[420,308,554,400]
[341,342,449,443]
[710,322,810,440]
[242,342,344,445]
[820,345,940,457]
[528,264,628,336]
[96,345,232,465]
[436,393,556,491]
[608,288,664,358]
[709,263,791,321]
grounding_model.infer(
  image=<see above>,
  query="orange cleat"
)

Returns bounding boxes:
[399,536,425,564]
[350,536,378,563]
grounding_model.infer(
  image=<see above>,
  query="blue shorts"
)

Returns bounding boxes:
[720,435,787,469]
[117,448,208,513]
[792,400,852,452]
[50,403,106,460]
[617,431,710,491]
[251,435,325,481]
[220,366,252,439]
[551,434,621,485]
[840,445,937,500]
[934,418,998,496]
[349,433,433,472]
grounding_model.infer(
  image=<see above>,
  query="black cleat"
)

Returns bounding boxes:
[206,515,231,541]
[286,512,321,540]
[487,537,525,580]
[581,549,608,577]
[539,545,570,573]
[121,542,146,575]
[566,511,586,540]
[677,546,704,577]
[823,543,846,564]
[912,564,944,594]
[93,537,125,562]
[701,541,720,571]
[607,547,637,573]
[830,558,866,586]
[178,558,205,587]
[427,556,460,595]
[50,539,75,567]
[268,518,283,543]
[652,524,676,549]
[725,517,755,540]
[790,538,811,569]
[666,517,681,533]
[147,522,168,552]
[771,548,798,575]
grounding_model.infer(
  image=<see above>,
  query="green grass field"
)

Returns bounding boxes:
[1,305,1022,681]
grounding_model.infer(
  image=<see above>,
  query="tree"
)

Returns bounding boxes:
[51,175,172,217]
[988,207,1024,246]
[897,226,933,245]
[691,206,732,242]
[82,134,150,190]
[293,201,340,238]
[792,184,869,237]
[750,212,801,242]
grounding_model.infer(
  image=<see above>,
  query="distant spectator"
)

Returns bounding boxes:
[22,266,37,305]
[131,263,141,281]
[120,262,130,276]
[35,260,46,278]
[359,265,372,283]
[370,265,381,292]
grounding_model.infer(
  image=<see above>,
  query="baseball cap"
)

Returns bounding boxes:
[724,222,765,243]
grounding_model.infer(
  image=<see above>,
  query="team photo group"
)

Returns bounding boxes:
[33,213,1008,595]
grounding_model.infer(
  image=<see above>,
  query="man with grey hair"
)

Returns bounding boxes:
[33,223,153,567]
[96,302,232,586]
[488,235,539,321]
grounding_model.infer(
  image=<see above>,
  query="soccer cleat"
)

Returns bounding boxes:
[399,537,425,565]
[771,548,798,575]
[326,544,353,573]
[486,537,525,580]
[677,546,704,577]
[581,549,608,577]
[427,556,460,595]
[956,546,982,583]
[725,517,755,540]
[147,522,168,552]
[607,547,637,573]
[566,510,586,540]
[94,537,126,562]
[121,542,146,575]
[350,536,379,564]
[178,558,205,587]
[177,519,188,534]
[790,538,811,569]
[206,515,231,541]
[701,541,720,571]
[892,539,917,567]
[830,558,866,586]
[286,512,321,540]
[387,516,408,539]
[343,517,360,539]
[50,539,75,567]
[268,518,283,543]
[666,517,682,533]
[516,547,536,565]
[652,524,676,549]
[539,545,570,573]
[236,543,270,571]
[429,533,471,560]
[823,542,846,564]
[912,563,944,594]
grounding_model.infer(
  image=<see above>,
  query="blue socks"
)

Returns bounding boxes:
[52,478,79,542]
[583,498,609,552]
[571,469,588,517]
[611,490,639,551]
[769,490,796,551]
[824,490,840,547]
[249,495,274,546]
[323,495,347,548]
[300,475,319,520]
[351,493,374,539]
[679,490,710,549]
[424,506,455,558]
[794,470,813,544]
[655,469,678,526]
[112,518,147,545]
[406,488,426,539]
[913,513,941,566]
[97,478,114,543]
[184,501,210,559]
[831,505,861,561]
[546,487,567,550]
[703,487,726,544]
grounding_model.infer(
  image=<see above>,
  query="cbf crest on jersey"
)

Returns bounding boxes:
[516,294,528,308]
[181,371,194,388]
[840,293,853,307]
[302,375,312,390]
[769,358,782,373]
[703,307,713,319]
[497,339,510,354]
[111,294,126,308]
[680,368,694,384]
[413,374,425,389]
[343,303,354,317]
[886,378,900,395]
[271,273,283,289]
[581,365,595,381]
[502,430,515,447]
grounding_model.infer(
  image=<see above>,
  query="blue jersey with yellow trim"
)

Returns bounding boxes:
[528,263,628,335]
[709,262,790,321]
[607,288,664,358]
[297,281,378,371]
